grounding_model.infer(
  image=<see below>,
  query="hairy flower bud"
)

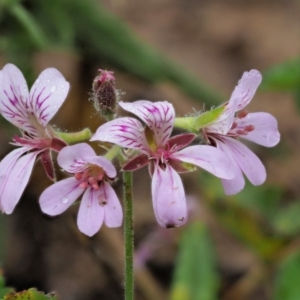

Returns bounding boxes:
[91,69,117,119]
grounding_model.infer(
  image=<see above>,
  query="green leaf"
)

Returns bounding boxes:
[274,251,300,300]
[2,288,58,300]
[171,222,219,300]
[0,275,14,298]
[261,58,300,91]
[271,201,300,236]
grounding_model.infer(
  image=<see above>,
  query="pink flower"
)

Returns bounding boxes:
[91,100,234,228]
[39,143,122,237]
[204,70,280,195]
[0,64,69,214]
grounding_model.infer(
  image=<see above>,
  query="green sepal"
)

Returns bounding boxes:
[174,105,225,133]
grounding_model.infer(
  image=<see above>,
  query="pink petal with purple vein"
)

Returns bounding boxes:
[237,112,280,147]
[1,150,40,214]
[77,187,104,236]
[39,177,83,216]
[91,117,150,153]
[0,64,36,134]
[57,143,96,173]
[172,145,234,179]
[232,69,262,111]
[151,164,187,228]
[119,100,175,148]
[29,68,69,126]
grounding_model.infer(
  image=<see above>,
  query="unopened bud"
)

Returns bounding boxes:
[91,69,117,119]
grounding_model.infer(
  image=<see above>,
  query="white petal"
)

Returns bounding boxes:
[39,177,83,216]
[119,100,175,147]
[221,136,266,186]
[237,112,280,147]
[213,138,245,195]
[29,68,70,126]
[77,188,104,237]
[171,145,235,179]
[151,164,187,228]
[101,181,123,227]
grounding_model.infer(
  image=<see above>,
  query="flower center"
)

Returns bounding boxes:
[75,165,106,190]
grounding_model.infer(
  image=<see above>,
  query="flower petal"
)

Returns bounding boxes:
[0,147,29,211]
[91,117,150,153]
[221,136,266,186]
[77,188,104,236]
[29,68,70,126]
[39,177,83,216]
[171,145,234,179]
[213,138,245,195]
[232,69,262,111]
[0,64,36,134]
[84,156,117,178]
[119,100,175,147]
[101,181,123,227]
[206,98,239,135]
[236,112,280,147]
[1,150,40,214]
[151,164,187,228]
[57,143,96,173]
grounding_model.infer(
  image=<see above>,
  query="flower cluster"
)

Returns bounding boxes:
[0,64,280,235]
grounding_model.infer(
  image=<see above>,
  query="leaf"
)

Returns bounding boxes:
[171,222,219,300]
[274,250,300,300]
[271,201,300,236]
[261,58,300,91]
[0,275,14,298]
[2,288,58,300]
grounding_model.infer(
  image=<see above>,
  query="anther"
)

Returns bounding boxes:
[237,110,248,119]
[75,173,82,180]
[245,125,255,132]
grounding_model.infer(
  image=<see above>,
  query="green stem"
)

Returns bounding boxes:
[104,145,120,161]
[55,128,92,144]
[123,171,134,300]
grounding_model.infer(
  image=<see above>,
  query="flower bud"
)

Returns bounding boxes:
[91,69,117,119]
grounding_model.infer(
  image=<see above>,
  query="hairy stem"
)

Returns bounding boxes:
[123,171,134,300]
[55,128,92,144]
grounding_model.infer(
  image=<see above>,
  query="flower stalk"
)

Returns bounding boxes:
[123,171,134,300]
[55,128,92,144]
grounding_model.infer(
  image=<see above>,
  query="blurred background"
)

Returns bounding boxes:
[0,0,300,299]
